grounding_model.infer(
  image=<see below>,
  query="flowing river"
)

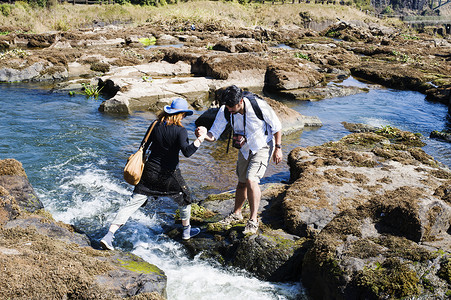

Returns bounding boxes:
[1,77,451,299]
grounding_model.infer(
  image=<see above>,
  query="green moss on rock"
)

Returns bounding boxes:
[190,203,216,220]
[356,258,420,298]
[117,258,163,276]
[175,203,216,223]
[375,126,425,147]
[204,192,234,202]
[438,258,451,284]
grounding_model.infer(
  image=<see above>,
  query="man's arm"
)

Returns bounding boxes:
[272,130,283,164]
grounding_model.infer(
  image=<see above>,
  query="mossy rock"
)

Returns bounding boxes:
[90,62,110,73]
[438,258,451,284]
[232,230,309,281]
[374,126,425,147]
[116,253,164,276]
[355,258,420,298]
[174,203,216,224]
[204,192,234,202]
[206,220,245,233]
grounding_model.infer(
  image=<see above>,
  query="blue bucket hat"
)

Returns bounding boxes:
[163,98,193,116]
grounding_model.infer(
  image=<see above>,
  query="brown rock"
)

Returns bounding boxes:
[264,63,324,91]
[0,159,43,213]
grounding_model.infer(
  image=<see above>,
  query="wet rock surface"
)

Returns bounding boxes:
[0,158,167,299]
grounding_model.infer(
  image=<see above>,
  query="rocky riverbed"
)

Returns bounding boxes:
[1,8,451,299]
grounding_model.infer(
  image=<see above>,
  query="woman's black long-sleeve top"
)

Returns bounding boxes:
[142,121,198,170]
[133,121,198,204]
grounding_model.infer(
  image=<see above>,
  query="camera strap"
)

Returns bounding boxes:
[231,101,246,137]
[227,101,246,153]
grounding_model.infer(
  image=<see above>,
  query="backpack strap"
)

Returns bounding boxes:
[243,91,264,122]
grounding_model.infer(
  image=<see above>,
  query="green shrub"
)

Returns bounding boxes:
[353,0,371,9]
[295,52,310,60]
[53,19,70,31]
[326,30,340,38]
[381,5,393,15]
[28,0,48,8]
[81,83,103,99]
[0,4,12,17]
[14,1,31,10]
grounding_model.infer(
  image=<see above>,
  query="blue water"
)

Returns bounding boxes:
[294,78,451,167]
[1,79,451,299]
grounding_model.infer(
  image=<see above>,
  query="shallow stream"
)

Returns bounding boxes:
[1,77,451,299]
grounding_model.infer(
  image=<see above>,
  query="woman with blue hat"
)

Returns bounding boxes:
[100,98,207,250]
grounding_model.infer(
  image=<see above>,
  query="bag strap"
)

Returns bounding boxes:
[140,120,158,151]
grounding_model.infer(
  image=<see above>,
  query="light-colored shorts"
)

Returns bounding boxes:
[236,142,273,183]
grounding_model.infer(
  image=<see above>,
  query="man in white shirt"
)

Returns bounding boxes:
[198,85,283,234]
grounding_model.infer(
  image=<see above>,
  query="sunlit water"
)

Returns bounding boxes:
[1,78,451,299]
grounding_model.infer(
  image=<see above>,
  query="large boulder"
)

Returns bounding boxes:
[282,124,451,299]
[191,52,268,80]
[283,126,451,240]
[264,62,324,91]
[351,62,433,92]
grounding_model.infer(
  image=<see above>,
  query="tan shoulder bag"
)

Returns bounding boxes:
[123,121,157,185]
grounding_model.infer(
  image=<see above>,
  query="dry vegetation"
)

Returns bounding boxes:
[0,0,398,33]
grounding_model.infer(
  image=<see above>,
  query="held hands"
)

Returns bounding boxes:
[195,126,208,142]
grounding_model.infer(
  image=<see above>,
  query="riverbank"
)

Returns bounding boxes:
[0,1,394,33]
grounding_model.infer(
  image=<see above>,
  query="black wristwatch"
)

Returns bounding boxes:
[275,144,282,149]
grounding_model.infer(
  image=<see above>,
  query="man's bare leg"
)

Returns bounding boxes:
[246,179,261,222]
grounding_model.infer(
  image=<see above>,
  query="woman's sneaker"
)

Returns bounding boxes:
[218,212,243,225]
[182,225,201,240]
[243,219,259,234]
[100,231,114,250]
